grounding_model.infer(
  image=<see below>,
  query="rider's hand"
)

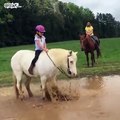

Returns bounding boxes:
[43,48,48,52]
[45,48,48,52]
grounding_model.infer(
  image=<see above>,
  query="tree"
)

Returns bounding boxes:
[0,0,120,47]
[95,13,117,38]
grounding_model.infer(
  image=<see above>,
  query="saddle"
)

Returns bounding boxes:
[91,36,100,45]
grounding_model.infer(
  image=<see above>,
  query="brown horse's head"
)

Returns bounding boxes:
[80,34,95,51]
[79,34,86,51]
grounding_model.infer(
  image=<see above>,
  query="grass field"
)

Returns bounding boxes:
[0,38,120,86]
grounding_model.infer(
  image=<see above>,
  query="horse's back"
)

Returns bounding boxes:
[11,49,59,76]
[11,50,34,64]
[12,50,34,58]
[11,50,35,73]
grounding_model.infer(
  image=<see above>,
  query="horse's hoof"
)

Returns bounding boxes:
[29,94,33,98]
[51,98,57,103]
[42,97,46,100]
[19,95,25,101]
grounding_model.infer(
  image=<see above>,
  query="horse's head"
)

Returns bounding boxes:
[47,48,78,78]
[66,50,78,77]
[79,34,86,51]
[86,34,91,40]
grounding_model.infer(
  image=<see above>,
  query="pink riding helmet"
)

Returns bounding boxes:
[35,25,46,32]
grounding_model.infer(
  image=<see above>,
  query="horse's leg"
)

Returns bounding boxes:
[93,53,95,64]
[13,74,19,99]
[45,79,57,102]
[85,52,89,67]
[41,76,47,99]
[49,76,58,101]
[51,76,57,86]
[41,76,57,102]
[25,76,33,97]
[91,52,95,67]
[16,71,24,100]
[96,46,101,58]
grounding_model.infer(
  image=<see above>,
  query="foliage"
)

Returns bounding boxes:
[0,0,120,47]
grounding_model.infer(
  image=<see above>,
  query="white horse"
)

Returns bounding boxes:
[11,48,78,100]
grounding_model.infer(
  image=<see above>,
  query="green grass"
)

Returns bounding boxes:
[0,38,120,86]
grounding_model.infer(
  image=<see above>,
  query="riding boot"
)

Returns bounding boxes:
[28,64,34,75]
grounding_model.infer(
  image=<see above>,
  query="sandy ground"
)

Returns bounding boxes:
[0,75,120,120]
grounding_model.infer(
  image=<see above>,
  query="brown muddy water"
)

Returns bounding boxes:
[0,75,120,120]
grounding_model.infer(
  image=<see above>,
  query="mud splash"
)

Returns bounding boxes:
[0,75,120,120]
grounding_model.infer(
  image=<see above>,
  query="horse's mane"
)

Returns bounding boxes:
[19,48,70,55]
[48,48,77,58]
[45,48,72,62]
[81,34,94,45]
[48,48,69,55]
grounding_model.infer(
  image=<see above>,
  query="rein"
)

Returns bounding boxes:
[46,52,71,78]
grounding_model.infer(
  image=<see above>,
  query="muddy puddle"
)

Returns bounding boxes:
[0,75,120,120]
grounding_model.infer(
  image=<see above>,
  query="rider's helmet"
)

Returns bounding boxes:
[86,22,91,27]
[35,25,46,33]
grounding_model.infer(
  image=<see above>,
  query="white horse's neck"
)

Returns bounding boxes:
[47,49,69,68]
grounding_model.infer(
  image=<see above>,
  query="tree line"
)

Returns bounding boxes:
[0,0,120,47]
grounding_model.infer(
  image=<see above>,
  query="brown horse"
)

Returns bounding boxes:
[79,34,101,67]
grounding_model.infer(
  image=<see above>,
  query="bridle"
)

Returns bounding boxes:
[80,35,85,49]
[67,51,72,75]
[46,51,73,78]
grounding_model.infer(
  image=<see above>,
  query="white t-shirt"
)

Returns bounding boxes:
[34,34,46,50]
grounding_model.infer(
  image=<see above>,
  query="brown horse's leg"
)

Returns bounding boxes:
[85,52,89,67]
[96,47,101,58]
[91,52,95,67]
[25,76,33,97]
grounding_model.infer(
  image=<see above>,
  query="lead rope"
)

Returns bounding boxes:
[46,52,71,78]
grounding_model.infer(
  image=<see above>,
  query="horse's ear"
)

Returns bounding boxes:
[69,50,72,55]
[75,52,78,55]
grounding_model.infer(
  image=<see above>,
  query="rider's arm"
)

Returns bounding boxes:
[43,42,48,52]
[36,39,48,52]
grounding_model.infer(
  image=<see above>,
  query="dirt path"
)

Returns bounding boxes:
[0,75,120,120]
